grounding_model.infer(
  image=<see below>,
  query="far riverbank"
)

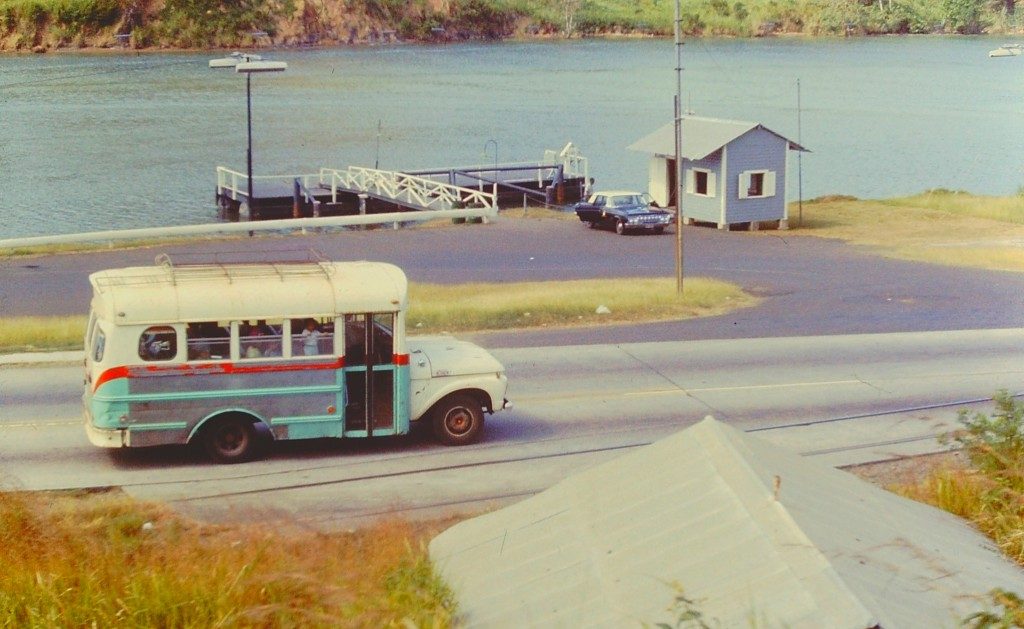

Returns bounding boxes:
[2,0,1022,53]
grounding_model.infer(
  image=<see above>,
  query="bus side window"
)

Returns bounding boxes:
[239,319,284,359]
[292,317,331,357]
[138,326,177,361]
[92,328,106,363]
[187,321,228,360]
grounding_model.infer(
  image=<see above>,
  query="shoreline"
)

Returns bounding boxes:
[5,29,1024,56]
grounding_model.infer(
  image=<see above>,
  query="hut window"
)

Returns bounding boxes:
[687,169,716,197]
[738,170,776,199]
[748,173,764,196]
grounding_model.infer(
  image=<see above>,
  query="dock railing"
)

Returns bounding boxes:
[544,142,588,185]
[216,167,320,202]
[318,166,497,211]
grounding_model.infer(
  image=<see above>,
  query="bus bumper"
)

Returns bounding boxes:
[84,413,128,448]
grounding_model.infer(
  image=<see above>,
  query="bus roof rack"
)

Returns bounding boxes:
[154,248,328,268]
[150,250,334,285]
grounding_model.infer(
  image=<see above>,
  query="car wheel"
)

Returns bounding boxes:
[615,221,626,235]
[202,415,258,463]
[431,393,484,446]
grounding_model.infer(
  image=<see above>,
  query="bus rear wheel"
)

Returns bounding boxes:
[202,415,258,463]
[431,394,484,446]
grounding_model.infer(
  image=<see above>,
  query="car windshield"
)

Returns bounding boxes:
[609,195,643,207]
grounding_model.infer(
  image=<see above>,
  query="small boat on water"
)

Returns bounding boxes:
[989,44,1023,57]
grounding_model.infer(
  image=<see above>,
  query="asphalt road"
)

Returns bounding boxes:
[2,329,1020,528]
[3,217,1024,347]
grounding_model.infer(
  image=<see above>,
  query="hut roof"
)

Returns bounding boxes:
[628,115,808,160]
[430,417,1024,628]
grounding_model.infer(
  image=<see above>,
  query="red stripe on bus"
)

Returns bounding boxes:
[393,354,410,365]
[93,366,130,391]
[93,357,346,392]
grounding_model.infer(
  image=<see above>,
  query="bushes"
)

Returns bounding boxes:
[450,0,519,38]
[155,0,294,48]
[0,0,121,38]
[0,0,1019,49]
[899,392,1024,564]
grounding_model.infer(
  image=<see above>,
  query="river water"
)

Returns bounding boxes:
[1,36,1021,239]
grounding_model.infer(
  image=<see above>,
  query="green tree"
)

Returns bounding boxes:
[944,0,985,32]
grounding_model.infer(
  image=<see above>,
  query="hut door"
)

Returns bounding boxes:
[343,313,396,436]
[667,159,678,209]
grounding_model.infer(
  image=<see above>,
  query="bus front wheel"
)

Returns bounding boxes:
[202,415,258,463]
[431,394,484,446]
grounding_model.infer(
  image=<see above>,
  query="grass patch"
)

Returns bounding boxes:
[498,205,575,221]
[789,190,1024,273]
[887,392,1024,623]
[1,278,752,353]
[0,489,456,627]
[0,315,88,353]
[407,277,753,334]
[895,391,1024,565]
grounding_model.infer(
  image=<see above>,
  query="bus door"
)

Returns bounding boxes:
[343,313,397,437]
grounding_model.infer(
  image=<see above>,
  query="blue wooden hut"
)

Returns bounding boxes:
[628,116,808,230]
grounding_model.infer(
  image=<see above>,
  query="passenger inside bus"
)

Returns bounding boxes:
[187,322,228,360]
[240,319,281,358]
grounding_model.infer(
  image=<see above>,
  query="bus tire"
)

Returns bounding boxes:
[431,393,484,446]
[202,415,258,463]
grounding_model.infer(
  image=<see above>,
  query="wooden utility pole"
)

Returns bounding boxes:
[674,0,684,294]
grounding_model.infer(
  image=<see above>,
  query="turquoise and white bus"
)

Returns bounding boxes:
[83,259,510,462]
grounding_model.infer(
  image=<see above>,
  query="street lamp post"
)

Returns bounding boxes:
[209,53,287,220]
[484,138,498,178]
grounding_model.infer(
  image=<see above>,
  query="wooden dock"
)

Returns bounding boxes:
[215,145,590,221]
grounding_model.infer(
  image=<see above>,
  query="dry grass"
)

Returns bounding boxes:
[893,393,1024,566]
[0,489,456,628]
[497,205,576,221]
[0,315,88,352]
[0,234,253,259]
[788,191,1024,273]
[407,277,754,334]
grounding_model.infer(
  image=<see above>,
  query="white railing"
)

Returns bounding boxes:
[318,167,355,202]
[543,142,589,183]
[0,206,499,250]
[216,167,320,201]
[319,166,497,211]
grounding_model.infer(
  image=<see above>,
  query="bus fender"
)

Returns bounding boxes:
[187,409,272,444]
[413,382,495,422]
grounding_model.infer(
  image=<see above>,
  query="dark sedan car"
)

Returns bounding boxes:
[573,190,673,235]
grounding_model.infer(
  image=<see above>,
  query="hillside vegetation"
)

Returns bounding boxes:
[0,0,1020,52]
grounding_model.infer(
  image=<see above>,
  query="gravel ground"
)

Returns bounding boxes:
[845,451,966,488]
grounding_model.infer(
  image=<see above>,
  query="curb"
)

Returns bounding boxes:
[0,350,84,366]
